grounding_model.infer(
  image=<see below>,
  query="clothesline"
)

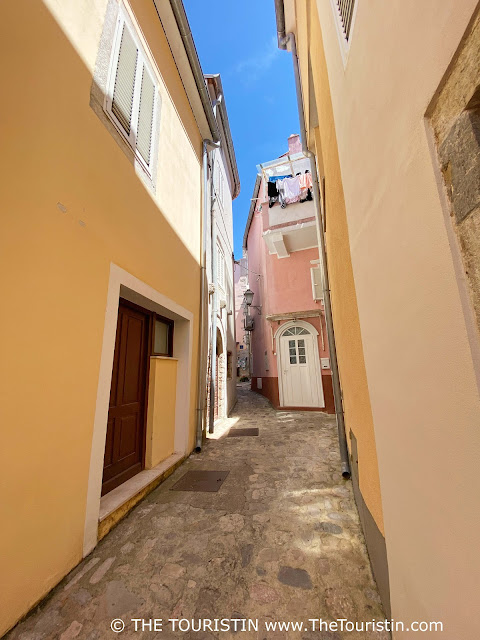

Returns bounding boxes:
[267,171,313,209]
[234,261,263,278]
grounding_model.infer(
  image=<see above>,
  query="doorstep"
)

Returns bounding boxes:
[98,452,185,541]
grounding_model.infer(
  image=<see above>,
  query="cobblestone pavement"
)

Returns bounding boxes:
[7,385,388,640]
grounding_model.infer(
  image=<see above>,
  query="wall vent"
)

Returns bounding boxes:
[335,0,356,41]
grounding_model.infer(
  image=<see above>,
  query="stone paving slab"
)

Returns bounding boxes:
[6,385,388,640]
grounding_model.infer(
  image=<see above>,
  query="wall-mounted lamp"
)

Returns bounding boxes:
[244,288,262,314]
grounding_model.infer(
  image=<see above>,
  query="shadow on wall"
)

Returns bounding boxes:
[0,0,202,635]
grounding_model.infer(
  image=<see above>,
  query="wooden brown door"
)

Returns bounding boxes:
[102,300,149,496]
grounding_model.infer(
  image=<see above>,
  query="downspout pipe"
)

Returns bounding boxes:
[274,0,288,49]
[288,31,351,479]
[195,138,219,451]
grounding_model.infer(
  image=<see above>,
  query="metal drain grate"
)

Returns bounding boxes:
[170,470,229,492]
[227,428,259,437]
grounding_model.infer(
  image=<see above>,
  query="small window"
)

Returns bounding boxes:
[106,14,158,176]
[152,315,173,357]
[283,327,309,336]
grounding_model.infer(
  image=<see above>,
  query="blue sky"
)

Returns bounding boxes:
[183,0,299,258]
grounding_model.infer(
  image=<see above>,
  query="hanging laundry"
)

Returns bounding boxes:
[283,175,301,204]
[299,170,313,202]
[268,184,278,208]
[276,178,288,208]
[267,180,278,197]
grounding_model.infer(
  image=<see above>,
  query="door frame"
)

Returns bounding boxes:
[83,264,194,557]
[274,319,324,408]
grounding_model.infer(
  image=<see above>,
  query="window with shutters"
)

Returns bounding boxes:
[105,13,158,177]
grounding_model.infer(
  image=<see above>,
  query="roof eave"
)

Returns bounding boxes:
[153,0,220,143]
[205,74,241,200]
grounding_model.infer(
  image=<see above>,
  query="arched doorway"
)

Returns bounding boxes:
[276,321,324,408]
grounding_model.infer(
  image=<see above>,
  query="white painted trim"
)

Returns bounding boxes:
[275,320,324,408]
[104,5,160,179]
[273,318,319,341]
[82,263,193,556]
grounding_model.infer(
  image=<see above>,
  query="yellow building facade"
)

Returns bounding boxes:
[0,0,216,634]
[278,0,480,635]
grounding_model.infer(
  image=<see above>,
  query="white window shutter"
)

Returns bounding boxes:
[112,24,138,135]
[136,64,155,165]
[311,265,323,301]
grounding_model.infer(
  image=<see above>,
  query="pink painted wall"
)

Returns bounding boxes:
[265,247,321,315]
[245,164,333,410]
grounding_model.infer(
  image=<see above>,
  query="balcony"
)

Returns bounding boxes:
[262,220,318,258]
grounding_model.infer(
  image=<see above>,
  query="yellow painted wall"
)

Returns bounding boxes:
[293,0,385,533]
[146,358,178,468]
[0,0,203,634]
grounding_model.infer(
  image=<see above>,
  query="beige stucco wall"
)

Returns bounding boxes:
[146,358,178,468]
[0,0,203,635]
[312,0,480,635]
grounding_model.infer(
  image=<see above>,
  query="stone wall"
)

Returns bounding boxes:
[430,9,480,333]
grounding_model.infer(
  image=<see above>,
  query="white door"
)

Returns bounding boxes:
[279,327,324,408]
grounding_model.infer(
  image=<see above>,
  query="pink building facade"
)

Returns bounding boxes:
[243,135,334,412]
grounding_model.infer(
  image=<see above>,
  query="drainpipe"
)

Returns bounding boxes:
[195,138,219,450]
[287,31,351,479]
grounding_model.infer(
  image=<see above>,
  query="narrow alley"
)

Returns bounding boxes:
[7,386,387,640]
